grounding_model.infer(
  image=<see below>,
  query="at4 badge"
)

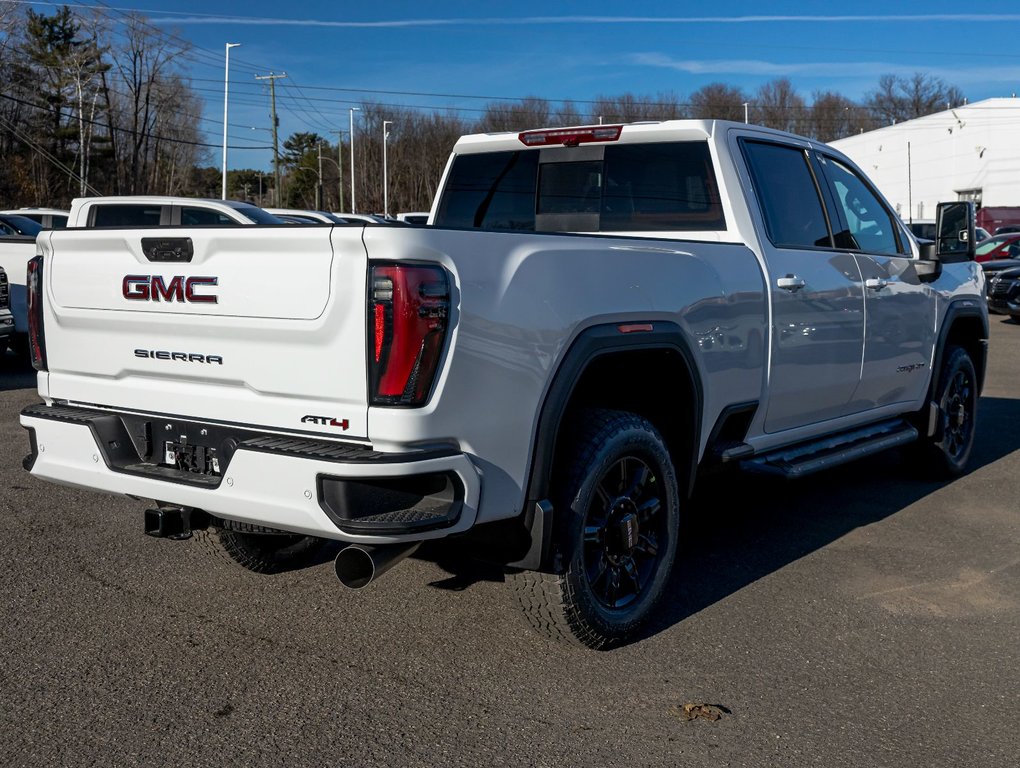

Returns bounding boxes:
[302,415,350,430]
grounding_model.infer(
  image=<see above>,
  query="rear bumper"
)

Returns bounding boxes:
[20,403,480,543]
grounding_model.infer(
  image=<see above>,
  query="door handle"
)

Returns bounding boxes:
[865,278,889,291]
[776,275,806,292]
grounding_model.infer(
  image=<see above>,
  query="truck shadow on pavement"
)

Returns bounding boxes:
[647,394,1020,641]
[415,395,1020,646]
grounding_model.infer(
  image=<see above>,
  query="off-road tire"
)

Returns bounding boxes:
[510,409,680,650]
[918,345,978,479]
[198,520,326,574]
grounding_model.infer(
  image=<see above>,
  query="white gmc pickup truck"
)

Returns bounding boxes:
[20,120,987,649]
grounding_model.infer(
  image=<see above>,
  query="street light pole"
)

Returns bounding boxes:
[221,42,241,200]
[382,120,392,218]
[317,141,323,210]
[349,107,360,213]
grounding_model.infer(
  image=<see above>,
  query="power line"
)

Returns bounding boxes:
[0,92,273,148]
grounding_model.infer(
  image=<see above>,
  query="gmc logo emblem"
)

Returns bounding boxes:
[123,275,218,303]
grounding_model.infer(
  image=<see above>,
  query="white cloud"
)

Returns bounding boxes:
[136,13,1020,28]
[630,53,1020,84]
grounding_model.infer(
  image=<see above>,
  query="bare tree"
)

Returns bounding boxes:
[109,13,191,193]
[866,73,965,125]
[753,78,805,133]
[588,92,686,124]
[806,91,874,142]
[688,83,749,122]
[475,97,551,133]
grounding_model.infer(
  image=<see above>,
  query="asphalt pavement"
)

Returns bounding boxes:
[1,322,1018,768]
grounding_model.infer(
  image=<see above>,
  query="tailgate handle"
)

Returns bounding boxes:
[141,237,194,263]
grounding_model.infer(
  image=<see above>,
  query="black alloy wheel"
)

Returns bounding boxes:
[582,456,667,610]
[510,408,680,650]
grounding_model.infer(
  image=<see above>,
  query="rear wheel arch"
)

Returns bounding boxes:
[521,322,703,569]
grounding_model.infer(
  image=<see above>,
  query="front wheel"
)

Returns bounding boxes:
[511,409,680,650]
[918,345,978,478]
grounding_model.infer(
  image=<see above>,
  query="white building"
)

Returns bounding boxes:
[829,97,1020,223]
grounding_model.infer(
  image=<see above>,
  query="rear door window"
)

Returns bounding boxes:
[741,140,833,250]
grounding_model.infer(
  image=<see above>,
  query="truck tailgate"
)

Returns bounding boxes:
[39,226,370,439]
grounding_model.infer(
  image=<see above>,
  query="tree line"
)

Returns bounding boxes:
[1,3,967,214]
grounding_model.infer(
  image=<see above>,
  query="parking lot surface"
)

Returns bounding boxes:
[1,322,1018,768]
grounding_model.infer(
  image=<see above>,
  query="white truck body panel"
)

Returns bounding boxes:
[21,119,986,547]
[38,226,371,440]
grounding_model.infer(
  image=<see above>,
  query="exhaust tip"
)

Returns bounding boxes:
[334,545,377,589]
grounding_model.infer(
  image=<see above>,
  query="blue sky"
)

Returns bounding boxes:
[25,1,1020,170]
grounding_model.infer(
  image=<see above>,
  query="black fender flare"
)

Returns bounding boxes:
[919,298,988,437]
[512,320,703,571]
[931,299,989,395]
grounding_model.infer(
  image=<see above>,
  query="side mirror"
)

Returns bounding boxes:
[934,201,976,263]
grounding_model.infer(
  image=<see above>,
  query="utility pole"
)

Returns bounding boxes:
[382,120,393,218]
[255,72,287,206]
[349,107,360,213]
[316,141,323,210]
[330,130,345,211]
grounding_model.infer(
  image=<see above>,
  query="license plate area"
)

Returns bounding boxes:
[163,438,221,476]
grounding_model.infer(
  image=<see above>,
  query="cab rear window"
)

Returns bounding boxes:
[91,205,162,227]
[434,141,725,233]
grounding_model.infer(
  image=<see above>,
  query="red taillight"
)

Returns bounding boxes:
[518,124,623,147]
[369,263,450,406]
[26,255,46,371]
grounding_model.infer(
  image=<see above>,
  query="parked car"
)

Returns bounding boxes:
[0,266,14,358]
[974,233,1020,263]
[986,264,1020,320]
[396,211,430,225]
[0,213,43,238]
[67,196,284,227]
[331,212,400,225]
[263,208,348,224]
[0,207,69,229]
[0,219,38,347]
[907,220,935,241]
[908,219,989,245]
[995,225,1020,235]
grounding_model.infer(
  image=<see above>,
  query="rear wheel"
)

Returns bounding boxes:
[918,345,978,478]
[199,520,326,574]
[511,409,680,649]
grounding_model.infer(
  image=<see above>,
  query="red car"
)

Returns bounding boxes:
[974,233,1020,263]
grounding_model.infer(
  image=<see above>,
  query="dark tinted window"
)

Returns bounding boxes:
[181,207,239,226]
[435,141,725,232]
[538,161,603,214]
[599,142,725,231]
[92,204,163,227]
[742,141,832,249]
[0,214,42,236]
[434,151,539,230]
[51,215,68,228]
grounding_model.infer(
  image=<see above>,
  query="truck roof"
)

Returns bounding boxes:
[450,119,823,155]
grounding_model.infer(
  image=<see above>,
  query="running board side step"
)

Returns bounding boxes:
[741,419,919,479]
